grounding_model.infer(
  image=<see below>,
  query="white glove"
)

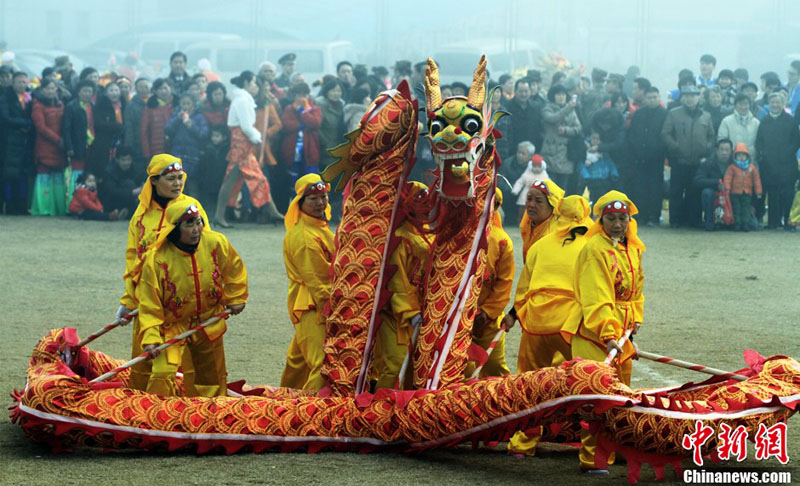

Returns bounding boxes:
[116,305,134,326]
[410,314,423,328]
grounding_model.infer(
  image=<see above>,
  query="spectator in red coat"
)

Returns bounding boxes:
[200,81,230,131]
[280,82,322,188]
[31,78,67,216]
[69,172,125,220]
[140,78,174,161]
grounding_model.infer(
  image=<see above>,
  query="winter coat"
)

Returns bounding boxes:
[140,97,173,159]
[343,103,368,133]
[165,108,209,170]
[89,96,125,175]
[255,102,281,166]
[540,102,582,175]
[69,186,103,213]
[511,163,550,205]
[123,95,147,156]
[626,105,667,165]
[504,97,543,156]
[692,154,730,191]
[198,140,230,202]
[317,97,345,167]
[61,98,90,162]
[280,99,322,167]
[704,104,731,134]
[717,112,759,163]
[724,162,762,196]
[200,100,230,130]
[0,86,33,179]
[661,105,715,166]
[591,107,628,170]
[227,87,260,145]
[580,151,619,181]
[755,112,800,185]
[166,72,192,99]
[31,95,66,171]
[100,159,142,212]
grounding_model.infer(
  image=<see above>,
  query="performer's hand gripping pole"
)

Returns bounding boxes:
[604,328,633,365]
[90,311,230,384]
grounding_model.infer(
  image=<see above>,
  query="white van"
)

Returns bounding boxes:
[432,39,545,85]
[182,40,356,86]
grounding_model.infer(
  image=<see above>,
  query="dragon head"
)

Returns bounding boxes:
[424,55,506,201]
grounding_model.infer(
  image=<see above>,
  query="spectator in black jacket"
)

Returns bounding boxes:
[693,139,733,231]
[627,87,668,225]
[100,147,142,214]
[62,80,95,192]
[124,78,150,167]
[756,92,800,230]
[504,79,543,155]
[88,82,125,176]
[0,71,33,214]
[197,125,230,216]
[166,51,191,98]
[590,106,627,190]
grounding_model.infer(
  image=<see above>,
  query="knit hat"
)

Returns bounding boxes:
[530,154,544,167]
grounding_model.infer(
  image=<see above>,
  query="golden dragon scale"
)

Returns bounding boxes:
[11,328,799,483]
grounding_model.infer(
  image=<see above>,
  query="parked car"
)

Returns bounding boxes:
[181,40,356,87]
[432,39,545,86]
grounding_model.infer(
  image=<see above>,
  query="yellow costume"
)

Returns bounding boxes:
[519,179,564,260]
[508,195,592,456]
[563,190,645,470]
[120,154,209,392]
[374,219,430,389]
[466,188,514,378]
[136,200,248,397]
[279,174,334,391]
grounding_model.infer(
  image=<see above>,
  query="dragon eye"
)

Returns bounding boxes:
[429,118,446,136]
[461,116,482,135]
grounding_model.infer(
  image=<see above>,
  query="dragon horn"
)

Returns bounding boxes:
[425,57,442,113]
[468,55,487,108]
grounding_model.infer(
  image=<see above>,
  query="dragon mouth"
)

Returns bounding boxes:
[433,152,473,200]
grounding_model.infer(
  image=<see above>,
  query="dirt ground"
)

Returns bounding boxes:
[0,215,798,485]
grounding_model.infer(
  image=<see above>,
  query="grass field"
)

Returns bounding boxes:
[1,215,798,485]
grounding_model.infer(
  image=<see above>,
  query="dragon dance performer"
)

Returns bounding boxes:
[465,187,514,378]
[279,173,334,391]
[505,195,592,457]
[116,154,209,392]
[137,198,248,397]
[563,190,645,473]
[373,181,431,390]
[519,179,565,260]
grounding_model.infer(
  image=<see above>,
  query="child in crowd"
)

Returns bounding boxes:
[165,94,209,196]
[724,143,762,231]
[69,172,126,221]
[198,125,230,216]
[511,154,549,221]
[580,131,619,205]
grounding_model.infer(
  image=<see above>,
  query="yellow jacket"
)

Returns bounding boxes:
[120,194,209,308]
[564,231,644,356]
[136,230,248,363]
[520,214,559,261]
[515,231,587,336]
[283,212,335,325]
[385,221,430,343]
[477,224,515,321]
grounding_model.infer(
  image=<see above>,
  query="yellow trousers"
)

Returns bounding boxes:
[129,317,196,394]
[146,331,227,398]
[279,310,326,391]
[465,315,511,378]
[508,333,573,456]
[373,314,411,390]
[571,335,631,470]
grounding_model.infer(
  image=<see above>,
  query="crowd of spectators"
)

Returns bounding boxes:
[1,49,799,231]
